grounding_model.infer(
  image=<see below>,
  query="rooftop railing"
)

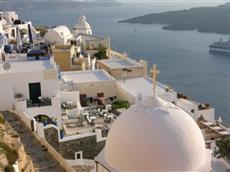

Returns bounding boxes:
[26,97,52,108]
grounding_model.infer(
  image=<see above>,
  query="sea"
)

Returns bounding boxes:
[17,1,230,124]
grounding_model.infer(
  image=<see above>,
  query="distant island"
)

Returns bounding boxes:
[119,3,230,34]
[0,0,121,11]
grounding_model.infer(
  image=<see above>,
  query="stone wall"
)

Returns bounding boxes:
[34,134,75,172]
[44,127,105,160]
[44,127,59,150]
[17,144,34,172]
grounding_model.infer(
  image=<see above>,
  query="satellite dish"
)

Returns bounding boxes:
[2,62,11,71]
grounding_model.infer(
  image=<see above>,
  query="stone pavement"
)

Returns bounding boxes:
[2,111,65,172]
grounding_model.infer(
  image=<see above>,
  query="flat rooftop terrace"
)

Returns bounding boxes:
[99,58,142,69]
[0,59,53,74]
[61,69,114,83]
[0,53,27,63]
[116,77,171,98]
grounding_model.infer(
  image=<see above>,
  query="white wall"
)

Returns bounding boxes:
[0,21,3,33]
[198,108,215,122]
[0,70,59,111]
[15,96,62,127]
[59,91,80,104]
[44,30,65,45]
[0,74,14,110]
[41,79,60,97]
[76,80,116,98]
[66,159,94,167]
[116,83,136,105]
[59,91,82,110]
[176,98,215,122]
[177,98,198,112]
[76,28,92,35]
[116,80,177,105]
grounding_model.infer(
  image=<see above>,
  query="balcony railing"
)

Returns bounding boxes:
[26,97,52,108]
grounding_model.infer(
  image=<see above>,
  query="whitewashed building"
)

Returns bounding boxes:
[79,34,110,56]
[44,25,73,45]
[76,16,92,35]
[97,58,147,80]
[116,77,177,104]
[0,12,37,43]
[176,98,215,122]
[0,55,62,127]
[94,95,212,171]
[1,11,19,24]
[115,76,215,122]
[61,69,116,101]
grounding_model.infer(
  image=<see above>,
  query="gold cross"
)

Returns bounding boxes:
[150,64,160,97]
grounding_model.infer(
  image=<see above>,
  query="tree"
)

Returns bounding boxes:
[94,45,107,60]
[35,26,48,37]
[214,138,230,160]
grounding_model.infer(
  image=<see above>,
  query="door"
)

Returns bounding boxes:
[29,82,41,103]
[80,94,87,107]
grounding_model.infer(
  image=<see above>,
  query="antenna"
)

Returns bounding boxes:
[150,64,160,97]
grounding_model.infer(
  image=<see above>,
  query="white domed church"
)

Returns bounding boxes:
[94,65,212,172]
[76,16,92,35]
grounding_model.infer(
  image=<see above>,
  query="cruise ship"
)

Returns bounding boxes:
[209,38,230,54]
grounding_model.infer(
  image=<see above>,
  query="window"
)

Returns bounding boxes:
[77,153,81,159]
[97,92,104,97]
[191,109,195,113]
[29,82,41,103]
[11,29,15,38]
[75,151,82,160]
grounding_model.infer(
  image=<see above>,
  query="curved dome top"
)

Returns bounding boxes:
[104,96,208,171]
[52,25,72,38]
[76,15,91,29]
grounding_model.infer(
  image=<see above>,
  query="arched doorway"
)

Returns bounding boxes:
[34,114,57,126]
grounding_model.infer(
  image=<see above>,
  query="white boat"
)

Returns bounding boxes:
[209,38,230,54]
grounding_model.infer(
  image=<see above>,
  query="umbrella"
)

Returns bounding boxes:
[16,26,22,51]
[88,53,91,68]
[91,58,96,70]
[28,23,33,44]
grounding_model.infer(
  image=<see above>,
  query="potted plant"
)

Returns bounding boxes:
[112,100,130,110]
[40,116,48,126]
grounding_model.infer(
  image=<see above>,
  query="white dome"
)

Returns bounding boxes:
[104,96,208,171]
[76,16,91,30]
[52,25,72,38]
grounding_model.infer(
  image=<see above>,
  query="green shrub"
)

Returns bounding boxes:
[35,26,48,37]
[214,138,230,160]
[94,45,108,60]
[4,165,14,172]
[40,116,48,123]
[112,100,129,110]
[0,114,4,124]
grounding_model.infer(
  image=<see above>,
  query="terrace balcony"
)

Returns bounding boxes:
[26,97,52,108]
[15,96,59,109]
[14,95,62,127]
[15,96,61,120]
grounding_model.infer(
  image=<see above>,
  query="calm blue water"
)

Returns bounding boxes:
[17,2,230,124]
